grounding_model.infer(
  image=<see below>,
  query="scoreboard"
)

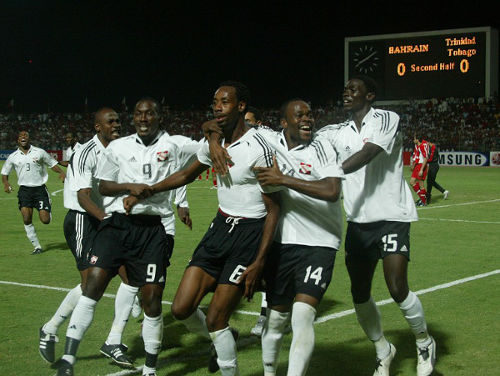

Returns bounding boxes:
[345,27,498,102]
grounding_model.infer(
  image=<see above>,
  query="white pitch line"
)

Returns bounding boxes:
[417,198,500,210]
[0,280,259,317]
[105,269,500,376]
[418,217,500,224]
[51,188,64,196]
[314,269,500,324]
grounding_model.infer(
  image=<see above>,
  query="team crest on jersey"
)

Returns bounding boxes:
[90,255,99,264]
[299,162,312,175]
[157,151,169,161]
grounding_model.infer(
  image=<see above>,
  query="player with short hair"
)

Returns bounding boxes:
[39,108,141,368]
[1,131,66,254]
[55,98,201,376]
[425,141,449,203]
[410,135,429,206]
[252,99,344,376]
[245,105,264,127]
[59,132,82,167]
[124,81,280,376]
[317,76,436,376]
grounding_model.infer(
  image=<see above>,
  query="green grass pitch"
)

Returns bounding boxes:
[0,162,499,375]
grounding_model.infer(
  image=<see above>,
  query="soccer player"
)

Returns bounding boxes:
[1,131,66,254]
[59,132,82,167]
[39,108,140,368]
[425,141,449,204]
[253,99,344,376]
[317,76,436,376]
[245,105,264,127]
[410,135,429,206]
[124,81,280,376]
[55,98,200,376]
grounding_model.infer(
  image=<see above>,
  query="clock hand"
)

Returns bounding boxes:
[355,51,377,67]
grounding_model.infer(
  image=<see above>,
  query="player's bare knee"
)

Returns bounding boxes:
[205,309,228,332]
[143,299,162,317]
[387,282,408,303]
[171,300,194,320]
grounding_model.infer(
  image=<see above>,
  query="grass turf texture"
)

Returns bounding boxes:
[0,162,499,375]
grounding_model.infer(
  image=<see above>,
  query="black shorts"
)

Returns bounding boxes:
[264,242,337,306]
[89,213,173,287]
[345,221,411,261]
[63,210,100,271]
[17,185,51,212]
[188,210,265,286]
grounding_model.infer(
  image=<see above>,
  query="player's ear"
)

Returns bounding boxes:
[94,123,100,133]
[366,92,375,102]
[238,101,247,114]
[280,118,288,129]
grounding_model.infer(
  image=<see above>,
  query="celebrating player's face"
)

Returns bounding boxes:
[343,79,370,113]
[212,86,243,127]
[17,131,30,149]
[134,100,161,141]
[98,110,121,143]
[282,100,314,147]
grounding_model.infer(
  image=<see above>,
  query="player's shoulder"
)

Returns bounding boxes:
[250,126,278,149]
[316,121,349,134]
[372,108,400,121]
[107,134,135,150]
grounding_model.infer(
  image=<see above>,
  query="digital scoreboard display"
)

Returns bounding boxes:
[345,27,498,101]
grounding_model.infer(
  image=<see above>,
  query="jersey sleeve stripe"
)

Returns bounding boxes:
[77,142,96,174]
[253,133,274,167]
[311,141,327,165]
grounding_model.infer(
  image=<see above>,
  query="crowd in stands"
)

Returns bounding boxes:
[1,96,499,152]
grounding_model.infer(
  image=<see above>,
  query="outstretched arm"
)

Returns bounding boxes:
[254,156,341,202]
[150,160,209,195]
[341,142,383,174]
[99,180,152,197]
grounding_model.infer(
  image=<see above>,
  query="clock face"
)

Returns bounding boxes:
[353,44,380,74]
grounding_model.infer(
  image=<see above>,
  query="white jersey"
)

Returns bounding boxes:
[96,131,201,221]
[63,142,82,162]
[1,145,58,187]
[197,127,275,218]
[160,133,193,235]
[317,108,418,223]
[256,128,344,249]
[64,135,106,211]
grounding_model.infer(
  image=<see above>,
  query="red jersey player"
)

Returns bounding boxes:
[409,135,429,206]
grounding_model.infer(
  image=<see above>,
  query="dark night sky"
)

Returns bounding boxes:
[1,1,498,112]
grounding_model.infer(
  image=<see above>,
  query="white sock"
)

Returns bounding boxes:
[62,295,97,365]
[398,291,431,347]
[287,302,316,376]
[354,296,391,359]
[43,284,82,335]
[181,307,210,339]
[209,327,239,376]
[24,224,41,248]
[106,282,138,345]
[261,308,290,376]
[261,292,268,308]
[142,314,163,356]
